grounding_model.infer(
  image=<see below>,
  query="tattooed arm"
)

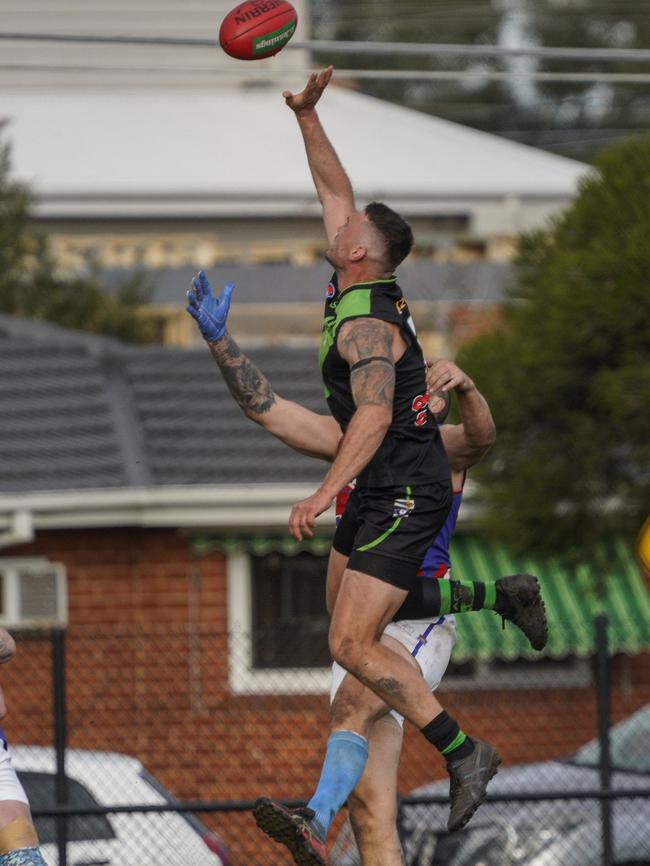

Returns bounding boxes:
[288,317,398,540]
[186,273,341,461]
[321,317,395,488]
[208,332,342,462]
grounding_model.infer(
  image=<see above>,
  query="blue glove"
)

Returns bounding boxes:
[186,272,234,343]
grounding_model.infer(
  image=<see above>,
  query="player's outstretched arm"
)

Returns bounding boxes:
[288,317,395,540]
[283,66,356,245]
[187,272,341,461]
[427,359,496,471]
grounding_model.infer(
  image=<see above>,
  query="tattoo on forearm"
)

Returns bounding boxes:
[341,319,395,409]
[209,333,277,415]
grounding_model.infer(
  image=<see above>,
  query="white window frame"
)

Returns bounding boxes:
[226,551,590,694]
[0,557,68,628]
[227,551,330,695]
[441,656,591,691]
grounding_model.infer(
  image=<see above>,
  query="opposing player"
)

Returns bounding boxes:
[0,629,48,866]
[186,276,547,863]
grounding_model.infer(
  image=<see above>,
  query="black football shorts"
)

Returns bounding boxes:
[332,480,452,591]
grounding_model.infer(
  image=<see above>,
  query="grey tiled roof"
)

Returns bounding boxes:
[121,344,327,487]
[105,261,513,306]
[0,315,328,494]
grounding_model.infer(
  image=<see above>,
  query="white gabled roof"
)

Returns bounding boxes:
[2,83,588,220]
[0,0,588,224]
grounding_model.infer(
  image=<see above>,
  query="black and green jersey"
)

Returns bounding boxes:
[319,273,450,488]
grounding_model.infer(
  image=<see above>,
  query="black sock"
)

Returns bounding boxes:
[421,711,475,762]
[494,584,516,618]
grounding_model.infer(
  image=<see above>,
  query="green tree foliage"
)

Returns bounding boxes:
[456,134,650,565]
[311,0,650,160]
[0,141,162,344]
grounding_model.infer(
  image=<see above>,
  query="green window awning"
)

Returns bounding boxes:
[450,536,650,662]
[193,533,650,662]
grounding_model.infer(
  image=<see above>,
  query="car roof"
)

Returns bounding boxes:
[10,745,145,776]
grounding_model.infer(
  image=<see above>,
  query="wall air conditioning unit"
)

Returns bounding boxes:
[0,559,68,627]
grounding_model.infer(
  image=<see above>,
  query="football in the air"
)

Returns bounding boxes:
[219,0,298,61]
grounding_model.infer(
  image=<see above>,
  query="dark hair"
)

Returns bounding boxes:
[430,389,451,425]
[364,201,414,271]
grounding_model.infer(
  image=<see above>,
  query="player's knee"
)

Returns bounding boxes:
[329,631,362,672]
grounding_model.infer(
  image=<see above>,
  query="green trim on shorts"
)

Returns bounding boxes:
[484,581,497,610]
[356,486,412,552]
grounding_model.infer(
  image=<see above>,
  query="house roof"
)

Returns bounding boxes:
[2,84,588,223]
[0,314,328,496]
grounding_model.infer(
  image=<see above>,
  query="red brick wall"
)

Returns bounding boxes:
[1,527,649,865]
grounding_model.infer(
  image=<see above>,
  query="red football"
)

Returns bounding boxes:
[219,1,298,61]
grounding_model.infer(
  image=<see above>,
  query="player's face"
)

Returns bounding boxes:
[326,212,368,267]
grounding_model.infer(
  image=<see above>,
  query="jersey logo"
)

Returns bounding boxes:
[326,282,336,299]
[393,497,415,518]
[395,298,407,314]
[411,392,430,427]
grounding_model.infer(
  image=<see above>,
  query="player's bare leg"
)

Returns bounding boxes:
[0,801,47,866]
[329,569,445,727]
[330,569,499,832]
[349,715,405,866]
[325,547,348,614]
[336,634,415,866]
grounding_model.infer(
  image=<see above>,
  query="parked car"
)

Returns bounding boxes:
[331,703,650,866]
[10,746,231,866]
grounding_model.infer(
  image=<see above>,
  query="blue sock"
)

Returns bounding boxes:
[307,730,369,838]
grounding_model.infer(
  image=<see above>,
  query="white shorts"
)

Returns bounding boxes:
[330,612,456,728]
[0,743,28,805]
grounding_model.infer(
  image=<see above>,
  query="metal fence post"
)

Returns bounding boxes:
[52,627,68,866]
[594,613,613,866]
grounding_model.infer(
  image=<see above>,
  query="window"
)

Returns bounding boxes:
[251,551,330,669]
[227,549,331,694]
[0,559,67,627]
[18,771,115,843]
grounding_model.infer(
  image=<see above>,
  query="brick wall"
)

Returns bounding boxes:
[1,526,649,865]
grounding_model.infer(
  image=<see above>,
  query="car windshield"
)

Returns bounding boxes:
[19,771,115,844]
[570,704,650,773]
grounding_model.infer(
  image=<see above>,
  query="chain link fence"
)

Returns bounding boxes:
[2,619,649,866]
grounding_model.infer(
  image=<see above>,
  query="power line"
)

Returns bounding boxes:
[303,39,650,64]
[2,63,650,85]
[333,69,650,83]
[2,32,650,63]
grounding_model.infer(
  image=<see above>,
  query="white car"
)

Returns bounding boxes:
[11,746,231,866]
[332,703,650,866]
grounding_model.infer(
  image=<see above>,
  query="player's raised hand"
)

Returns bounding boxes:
[426,359,475,394]
[186,272,234,343]
[283,66,333,114]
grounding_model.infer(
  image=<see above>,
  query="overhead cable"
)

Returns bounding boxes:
[2,33,650,63]
[2,63,650,85]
